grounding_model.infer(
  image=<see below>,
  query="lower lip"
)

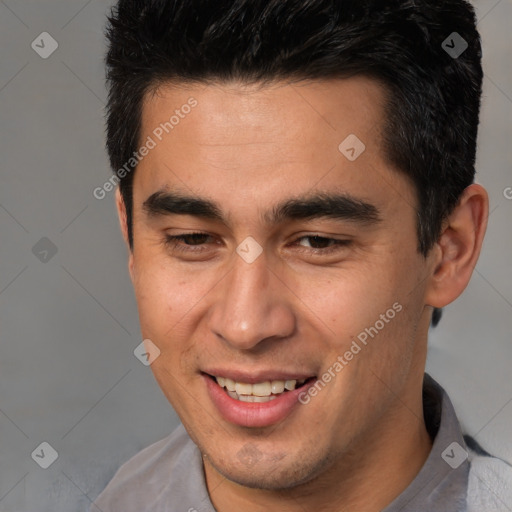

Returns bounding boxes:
[204,374,314,428]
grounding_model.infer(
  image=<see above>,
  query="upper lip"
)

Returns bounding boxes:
[202,369,316,384]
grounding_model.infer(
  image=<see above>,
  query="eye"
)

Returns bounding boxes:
[292,235,352,255]
[164,232,214,253]
[162,232,351,258]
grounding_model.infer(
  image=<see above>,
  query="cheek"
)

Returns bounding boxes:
[131,256,215,340]
[294,267,395,338]
[132,260,181,336]
[304,261,420,369]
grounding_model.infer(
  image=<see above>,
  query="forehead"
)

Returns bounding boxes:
[134,77,413,220]
[141,76,386,146]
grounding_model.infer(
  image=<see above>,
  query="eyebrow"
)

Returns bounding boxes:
[142,190,381,227]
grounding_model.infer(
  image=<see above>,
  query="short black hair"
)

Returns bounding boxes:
[105,0,483,324]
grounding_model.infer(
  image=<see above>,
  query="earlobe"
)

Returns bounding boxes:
[425,184,489,308]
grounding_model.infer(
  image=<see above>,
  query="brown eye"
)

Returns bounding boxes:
[294,235,351,254]
[167,233,210,246]
[164,232,214,254]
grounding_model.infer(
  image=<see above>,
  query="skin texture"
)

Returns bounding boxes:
[116,77,488,511]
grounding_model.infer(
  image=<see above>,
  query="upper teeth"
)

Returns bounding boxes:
[215,376,306,396]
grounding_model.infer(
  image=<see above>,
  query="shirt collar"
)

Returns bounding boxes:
[382,373,470,512]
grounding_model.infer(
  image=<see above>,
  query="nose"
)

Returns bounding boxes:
[207,248,296,351]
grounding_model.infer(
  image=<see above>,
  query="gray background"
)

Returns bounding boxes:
[0,1,511,511]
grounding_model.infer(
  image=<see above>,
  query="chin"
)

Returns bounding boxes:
[207,450,333,491]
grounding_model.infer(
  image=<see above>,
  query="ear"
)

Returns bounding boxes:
[115,188,135,282]
[425,184,489,308]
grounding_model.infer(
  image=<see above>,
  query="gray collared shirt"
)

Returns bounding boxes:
[91,374,512,511]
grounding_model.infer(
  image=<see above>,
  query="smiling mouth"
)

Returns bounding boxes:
[206,374,316,403]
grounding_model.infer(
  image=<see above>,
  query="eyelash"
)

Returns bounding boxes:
[163,232,351,256]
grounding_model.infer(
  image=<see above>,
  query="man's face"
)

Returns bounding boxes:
[125,77,436,489]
